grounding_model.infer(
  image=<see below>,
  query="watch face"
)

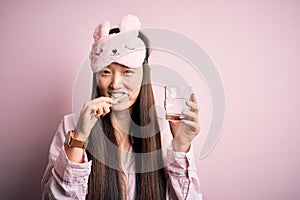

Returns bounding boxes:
[67,130,85,148]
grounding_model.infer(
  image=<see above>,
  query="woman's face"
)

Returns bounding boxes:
[97,62,143,111]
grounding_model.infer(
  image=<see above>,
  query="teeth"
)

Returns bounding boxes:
[111,93,125,99]
[110,93,127,104]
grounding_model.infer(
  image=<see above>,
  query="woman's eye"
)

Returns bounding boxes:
[124,70,134,75]
[100,70,111,75]
[125,45,135,50]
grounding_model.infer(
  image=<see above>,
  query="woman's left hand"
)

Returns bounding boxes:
[169,93,201,152]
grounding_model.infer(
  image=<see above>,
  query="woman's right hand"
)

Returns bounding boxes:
[75,97,113,141]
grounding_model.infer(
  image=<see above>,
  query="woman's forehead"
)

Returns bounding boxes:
[104,63,142,70]
[107,62,129,69]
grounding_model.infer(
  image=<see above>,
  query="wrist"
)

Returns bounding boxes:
[73,129,88,141]
[172,139,191,152]
[75,125,90,141]
[66,130,89,149]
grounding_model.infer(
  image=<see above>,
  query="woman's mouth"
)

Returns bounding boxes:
[110,92,127,104]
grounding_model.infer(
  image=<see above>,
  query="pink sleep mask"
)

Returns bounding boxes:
[89,14,147,72]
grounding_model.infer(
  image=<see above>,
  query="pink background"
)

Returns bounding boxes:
[1,0,300,199]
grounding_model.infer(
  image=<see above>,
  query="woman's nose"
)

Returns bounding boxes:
[110,73,123,89]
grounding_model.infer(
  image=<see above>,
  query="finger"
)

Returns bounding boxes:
[182,110,198,122]
[93,96,113,105]
[94,103,111,118]
[102,104,111,117]
[95,107,104,118]
[82,99,110,112]
[182,120,201,134]
[94,99,112,109]
[190,93,198,104]
[186,100,199,114]
[90,99,112,114]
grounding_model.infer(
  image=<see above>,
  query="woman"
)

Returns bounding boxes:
[42,15,202,200]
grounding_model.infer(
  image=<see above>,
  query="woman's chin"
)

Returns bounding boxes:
[111,102,130,112]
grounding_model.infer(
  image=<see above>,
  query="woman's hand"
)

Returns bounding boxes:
[169,93,201,152]
[75,97,112,141]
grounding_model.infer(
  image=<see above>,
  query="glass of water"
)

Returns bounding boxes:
[164,85,192,120]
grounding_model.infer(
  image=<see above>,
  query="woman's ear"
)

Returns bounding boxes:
[93,20,111,42]
[119,14,141,32]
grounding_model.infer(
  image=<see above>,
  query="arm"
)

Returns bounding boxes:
[42,97,112,199]
[41,114,92,200]
[166,143,202,200]
[163,93,202,199]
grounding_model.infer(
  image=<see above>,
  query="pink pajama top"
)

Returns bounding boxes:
[41,114,202,200]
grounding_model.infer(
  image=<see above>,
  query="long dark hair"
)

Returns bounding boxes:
[86,30,167,200]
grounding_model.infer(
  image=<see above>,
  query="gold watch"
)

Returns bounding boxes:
[66,130,88,149]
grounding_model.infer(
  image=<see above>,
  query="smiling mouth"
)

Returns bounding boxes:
[110,93,127,104]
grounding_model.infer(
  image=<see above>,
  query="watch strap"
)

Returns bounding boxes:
[66,130,88,149]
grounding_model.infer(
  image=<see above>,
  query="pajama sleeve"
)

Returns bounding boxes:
[166,143,203,200]
[41,114,92,200]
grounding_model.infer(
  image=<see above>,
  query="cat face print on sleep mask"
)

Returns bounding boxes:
[89,14,148,73]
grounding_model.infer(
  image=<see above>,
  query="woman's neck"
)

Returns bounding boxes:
[110,109,132,151]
